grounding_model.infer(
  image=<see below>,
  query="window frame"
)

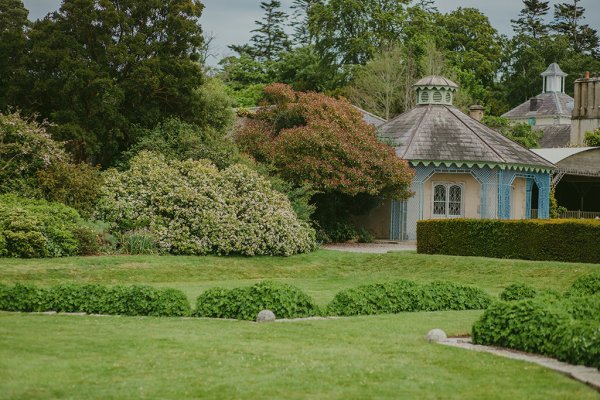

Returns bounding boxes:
[431,182,464,218]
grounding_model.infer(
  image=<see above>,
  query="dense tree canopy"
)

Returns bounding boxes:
[2,0,209,165]
[235,84,414,199]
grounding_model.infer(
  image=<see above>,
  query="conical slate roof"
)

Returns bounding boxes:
[379,104,555,171]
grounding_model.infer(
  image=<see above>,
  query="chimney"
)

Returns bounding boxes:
[529,97,541,111]
[468,105,485,121]
[571,72,600,145]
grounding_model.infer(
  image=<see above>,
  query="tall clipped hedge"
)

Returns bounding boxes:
[417,219,600,263]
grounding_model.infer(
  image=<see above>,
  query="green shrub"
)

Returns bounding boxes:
[472,299,570,354]
[0,195,84,258]
[417,219,600,263]
[472,298,600,369]
[195,281,320,320]
[554,321,600,369]
[326,280,491,316]
[566,273,600,297]
[500,283,538,301]
[562,295,600,323]
[0,283,45,312]
[97,151,316,256]
[420,281,491,311]
[0,283,191,317]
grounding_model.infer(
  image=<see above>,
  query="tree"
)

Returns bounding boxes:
[438,8,504,87]
[8,0,207,165]
[482,116,543,149]
[234,83,414,198]
[552,0,599,55]
[274,46,343,92]
[346,45,418,119]
[309,0,410,67]
[584,128,600,147]
[250,0,291,62]
[0,0,29,111]
[511,0,550,39]
[290,0,319,46]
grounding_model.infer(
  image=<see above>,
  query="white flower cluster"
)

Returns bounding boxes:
[96,152,316,256]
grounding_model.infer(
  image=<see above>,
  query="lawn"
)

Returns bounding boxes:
[1,250,599,399]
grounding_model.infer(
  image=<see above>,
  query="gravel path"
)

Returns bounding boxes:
[439,337,600,391]
[322,241,416,253]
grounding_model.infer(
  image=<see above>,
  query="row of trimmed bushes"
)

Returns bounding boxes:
[417,219,600,263]
[474,274,600,369]
[0,279,492,320]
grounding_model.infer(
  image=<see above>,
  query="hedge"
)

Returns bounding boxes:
[0,283,191,317]
[326,280,491,316]
[195,281,320,320]
[499,283,537,301]
[417,219,600,263]
[472,298,600,369]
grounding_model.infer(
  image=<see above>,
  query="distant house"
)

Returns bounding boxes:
[502,63,574,148]
[356,76,554,241]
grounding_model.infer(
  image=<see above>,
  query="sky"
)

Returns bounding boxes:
[22,0,600,66]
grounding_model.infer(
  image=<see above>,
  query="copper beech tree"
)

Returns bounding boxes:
[235,83,414,209]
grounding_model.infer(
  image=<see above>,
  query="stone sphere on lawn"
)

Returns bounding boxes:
[426,328,447,342]
[257,310,276,322]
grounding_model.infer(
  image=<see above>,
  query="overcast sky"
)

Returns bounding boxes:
[22,0,600,65]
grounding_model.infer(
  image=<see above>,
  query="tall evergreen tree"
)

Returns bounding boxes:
[290,0,318,46]
[250,0,291,61]
[0,0,29,111]
[10,0,207,165]
[510,0,550,39]
[552,0,599,55]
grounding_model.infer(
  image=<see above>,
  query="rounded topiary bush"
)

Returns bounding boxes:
[420,281,492,311]
[562,294,600,323]
[472,299,570,354]
[0,283,191,317]
[0,283,45,312]
[499,283,538,301]
[566,273,600,297]
[195,281,320,320]
[326,280,491,317]
[326,280,421,316]
[96,152,316,256]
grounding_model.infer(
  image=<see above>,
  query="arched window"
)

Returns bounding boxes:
[421,91,429,103]
[432,183,463,217]
[433,184,446,216]
[433,91,442,102]
[448,185,462,216]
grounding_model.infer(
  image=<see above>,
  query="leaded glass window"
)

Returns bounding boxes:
[448,185,462,216]
[433,184,446,216]
[432,183,463,218]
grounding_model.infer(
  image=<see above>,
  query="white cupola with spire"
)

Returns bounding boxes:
[541,62,568,93]
[413,76,459,105]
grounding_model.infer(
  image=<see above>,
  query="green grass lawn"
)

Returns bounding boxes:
[1,250,599,399]
[0,250,598,305]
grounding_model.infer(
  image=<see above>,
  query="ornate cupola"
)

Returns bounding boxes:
[413,76,459,106]
[541,62,567,93]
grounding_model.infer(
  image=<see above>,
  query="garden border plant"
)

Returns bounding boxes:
[472,274,600,369]
[417,219,600,263]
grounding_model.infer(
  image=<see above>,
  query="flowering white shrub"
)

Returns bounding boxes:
[96,152,316,256]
